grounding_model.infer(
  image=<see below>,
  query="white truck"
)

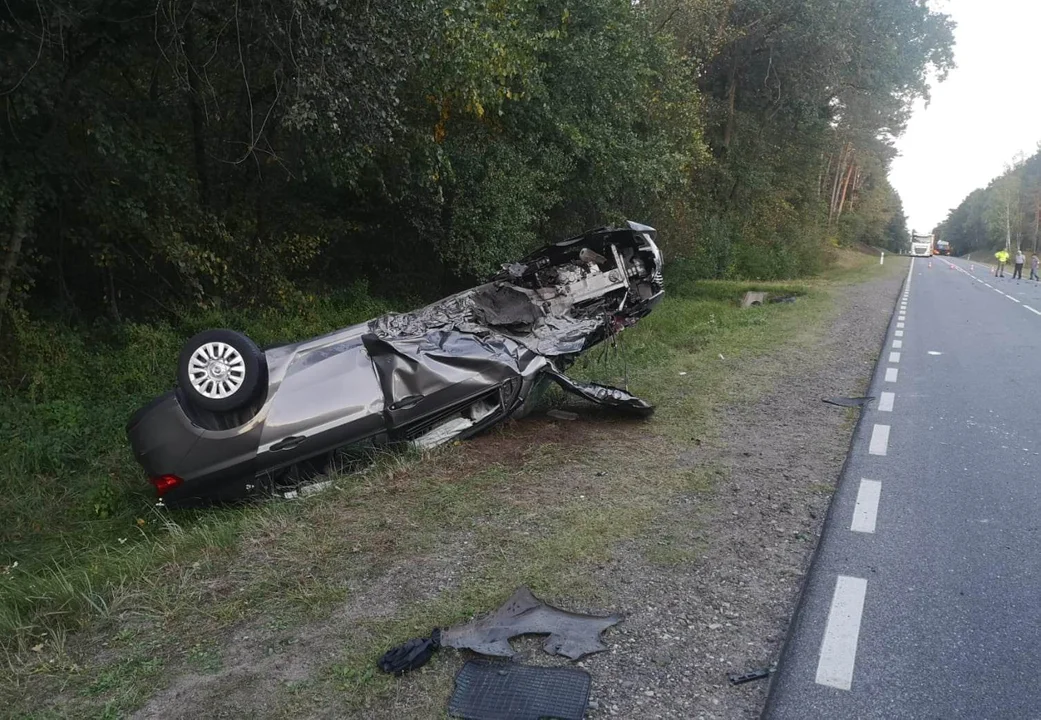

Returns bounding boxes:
[910,233,934,257]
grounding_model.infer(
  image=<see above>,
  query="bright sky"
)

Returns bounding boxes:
[889,0,1041,236]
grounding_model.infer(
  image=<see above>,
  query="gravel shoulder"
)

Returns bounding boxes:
[582,260,907,718]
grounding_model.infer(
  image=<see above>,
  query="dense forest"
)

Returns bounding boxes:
[935,147,1041,256]
[1,0,954,344]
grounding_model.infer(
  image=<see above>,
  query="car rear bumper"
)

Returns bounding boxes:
[126,391,265,505]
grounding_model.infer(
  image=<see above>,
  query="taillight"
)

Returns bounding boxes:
[150,474,183,496]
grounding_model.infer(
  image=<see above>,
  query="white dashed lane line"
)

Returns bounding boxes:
[1026,306,1041,316]
[815,575,869,691]
[851,479,882,534]
[824,259,903,689]
[823,264,903,700]
[869,424,890,456]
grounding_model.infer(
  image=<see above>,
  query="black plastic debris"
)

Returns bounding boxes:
[439,586,623,660]
[728,666,774,685]
[378,587,622,676]
[378,630,441,675]
[546,369,654,418]
[449,661,591,720]
[822,396,875,408]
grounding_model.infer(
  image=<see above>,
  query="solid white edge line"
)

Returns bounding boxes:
[889,351,901,363]
[878,391,894,412]
[892,340,903,349]
[815,575,868,691]
[869,424,890,456]
[851,479,882,533]
[884,368,898,382]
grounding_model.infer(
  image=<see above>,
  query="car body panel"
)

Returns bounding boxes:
[127,221,666,505]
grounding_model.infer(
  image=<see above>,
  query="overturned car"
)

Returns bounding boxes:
[127,221,664,505]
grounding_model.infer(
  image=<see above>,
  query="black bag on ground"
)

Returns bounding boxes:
[378,630,441,675]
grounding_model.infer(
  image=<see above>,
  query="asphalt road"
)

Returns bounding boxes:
[764,255,1041,719]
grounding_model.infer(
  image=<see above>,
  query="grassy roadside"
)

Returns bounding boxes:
[1,249,901,718]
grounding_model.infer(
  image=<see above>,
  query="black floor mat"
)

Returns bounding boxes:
[448,660,591,720]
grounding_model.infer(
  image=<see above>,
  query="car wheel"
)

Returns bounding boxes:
[177,329,266,413]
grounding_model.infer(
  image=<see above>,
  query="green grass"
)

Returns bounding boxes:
[0,283,397,650]
[0,249,899,717]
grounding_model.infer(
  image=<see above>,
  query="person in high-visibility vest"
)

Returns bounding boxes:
[995,249,1009,277]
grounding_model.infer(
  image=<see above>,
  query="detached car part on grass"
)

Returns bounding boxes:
[378,586,623,675]
[127,221,664,505]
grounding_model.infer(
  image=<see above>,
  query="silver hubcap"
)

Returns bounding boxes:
[188,342,246,399]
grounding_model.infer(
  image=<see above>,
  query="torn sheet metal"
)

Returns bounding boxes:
[439,586,623,660]
[371,221,664,360]
[366,221,663,437]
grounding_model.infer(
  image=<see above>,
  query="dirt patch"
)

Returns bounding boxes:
[132,532,477,720]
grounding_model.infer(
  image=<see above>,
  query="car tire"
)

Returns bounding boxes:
[177,329,266,413]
